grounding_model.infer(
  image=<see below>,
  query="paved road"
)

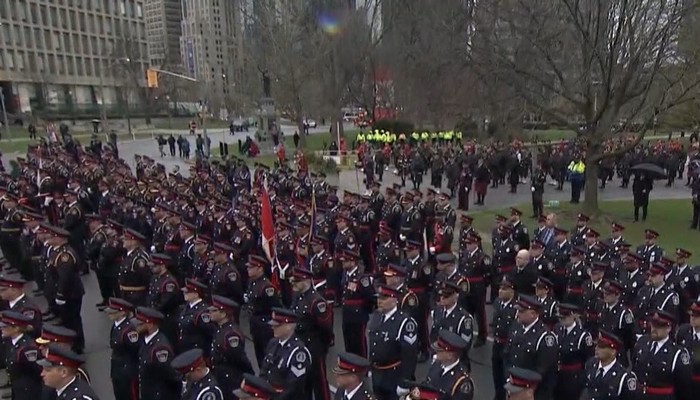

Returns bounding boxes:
[1,130,693,400]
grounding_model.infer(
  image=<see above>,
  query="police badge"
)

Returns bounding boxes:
[155,349,169,362]
[24,350,38,362]
[127,331,139,343]
[265,287,275,297]
[228,336,240,348]
[22,310,35,320]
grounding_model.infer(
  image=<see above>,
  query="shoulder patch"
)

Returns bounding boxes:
[681,350,691,365]
[24,349,38,362]
[265,287,275,297]
[624,311,634,324]
[464,317,473,331]
[165,282,176,292]
[407,295,417,307]
[295,351,307,363]
[227,272,237,282]
[545,335,555,347]
[155,349,169,363]
[360,277,370,287]
[228,335,240,348]
[200,392,217,400]
[627,376,637,391]
[585,333,593,347]
[60,253,70,262]
[127,331,139,343]
[405,320,416,333]
[316,301,327,314]
[460,280,470,293]
[136,258,146,268]
[22,309,35,320]
[201,313,211,323]
[423,265,431,275]
[672,293,679,306]
[459,379,474,394]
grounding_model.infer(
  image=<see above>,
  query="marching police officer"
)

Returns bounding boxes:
[460,234,490,346]
[430,282,473,368]
[503,368,542,400]
[403,240,431,360]
[104,298,140,400]
[505,295,558,400]
[553,303,594,400]
[171,349,224,400]
[492,276,518,400]
[421,330,474,400]
[582,330,639,400]
[633,262,679,335]
[244,255,282,366]
[133,307,180,400]
[147,253,182,344]
[37,345,100,400]
[290,267,333,400]
[667,248,698,324]
[331,352,376,400]
[259,308,313,399]
[632,310,692,400]
[676,300,700,391]
[119,228,151,307]
[177,278,215,355]
[340,249,375,358]
[0,311,42,399]
[208,295,253,400]
[369,285,418,400]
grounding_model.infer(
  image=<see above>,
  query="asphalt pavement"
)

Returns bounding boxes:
[0,125,693,400]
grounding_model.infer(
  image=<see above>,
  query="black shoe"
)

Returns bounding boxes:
[43,313,57,322]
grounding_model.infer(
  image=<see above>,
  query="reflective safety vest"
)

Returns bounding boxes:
[357,133,365,142]
[421,132,429,141]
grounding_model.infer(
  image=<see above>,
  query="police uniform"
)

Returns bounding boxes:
[635,229,664,267]
[564,248,587,306]
[553,304,594,400]
[632,311,692,399]
[619,254,647,306]
[368,285,418,400]
[177,279,215,355]
[291,268,333,400]
[208,296,254,400]
[171,349,224,400]
[119,238,151,307]
[244,256,282,366]
[422,330,474,400]
[491,227,517,301]
[666,249,698,324]
[331,353,377,400]
[460,239,490,342]
[101,298,140,400]
[581,331,638,400]
[402,244,431,356]
[147,254,182,343]
[259,309,313,400]
[38,344,100,400]
[1,312,43,399]
[0,277,42,335]
[632,263,679,335]
[135,308,181,400]
[341,251,375,357]
[373,232,400,275]
[505,295,559,400]
[49,231,85,353]
[548,233,572,300]
[430,283,474,368]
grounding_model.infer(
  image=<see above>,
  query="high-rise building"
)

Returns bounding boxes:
[0,0,149,114]
[180,0,241,108]
[143,0,182,68]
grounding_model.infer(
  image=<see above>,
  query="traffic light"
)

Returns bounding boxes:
[146,69,158,88]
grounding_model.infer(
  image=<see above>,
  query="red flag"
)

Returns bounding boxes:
[259,178,279,288]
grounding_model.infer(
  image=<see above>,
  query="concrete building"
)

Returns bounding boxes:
[143,0,182,68]
[180,0,241,110]
[0,0,149,115]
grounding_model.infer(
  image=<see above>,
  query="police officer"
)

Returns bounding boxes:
[570,213,590,248]
[582,262,607,336]
[244,255,282,367]
[548,227,571,300]
[177,278,215,355]
[509,208,530,250]
[208,295,254,400]
[633,262,679,335]
[340,249,374,358]
[582,330,639,400]
[619,253,647,306]
[430,282,473,368]
[0,276,42,335]
[384,264,420,342]
[290,267,333,400]
[533,277,558,330]
[132,307,180,400]
[636,229,664,267]
[420,330,474,400]
[460,234,490,346]
[503,367,542,400]
[177,221,197,283]
[104,297,139,400]
[331,352,376,400]
[119,228,151,307]
[147,253,182,344]
[675,300,700,390]
[667,248,698,324]
[553,303,594,400]
[209,242,244,308]
[369,285,418,400]
[259,308,312,399]
[170,349,224,400]
[46,225,85,354]
[505,295,558,400]
[599,281,636,365]
[531,164,546,218]
[492,276,518,400]
[0,311,42,399]
[37,345,100,400]
[491,225,517,303]
[564,247,587,307]
[403,240,431,359]
[632,310,692,399]
[374,226,400,276]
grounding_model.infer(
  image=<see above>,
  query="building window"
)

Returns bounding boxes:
[120,1,126,16]
[136,3,142,18]
[16,52,25,70]
[6,51,15,69]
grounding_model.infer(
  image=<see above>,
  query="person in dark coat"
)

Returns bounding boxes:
[473,158,490,205]
[458,165,472,211]
[632,173,653,222]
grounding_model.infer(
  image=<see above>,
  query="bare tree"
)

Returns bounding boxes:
[469,0,700,212]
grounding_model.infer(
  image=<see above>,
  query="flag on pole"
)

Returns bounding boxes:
[259,175,279,289]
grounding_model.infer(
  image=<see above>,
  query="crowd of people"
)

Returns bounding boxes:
[0,129,698,400]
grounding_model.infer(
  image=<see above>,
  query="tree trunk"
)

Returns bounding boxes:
[583,159,599,214]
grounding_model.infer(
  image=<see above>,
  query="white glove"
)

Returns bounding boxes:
[531,186,536,192]
[399,234,406,241]
[429,246,436,254]
[150,245,156,252]
[397,387,410,396]
[55,299,66,306]
[44,197,53,206]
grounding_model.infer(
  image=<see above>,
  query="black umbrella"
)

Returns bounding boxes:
[630,163,667,179]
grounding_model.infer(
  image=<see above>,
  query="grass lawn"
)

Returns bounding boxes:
[465,198,700,263]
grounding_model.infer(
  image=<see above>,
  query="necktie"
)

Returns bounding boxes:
[651,342,658,354]
[595,367,604,379]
